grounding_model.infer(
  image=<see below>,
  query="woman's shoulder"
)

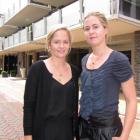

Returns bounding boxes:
[82,53,90,61]
[112,51,129,61]
[31,60,43,67]
[70,64,81,77]
[28,60,43,73]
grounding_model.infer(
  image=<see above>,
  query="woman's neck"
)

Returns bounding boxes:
[49,57,67,67]
[91,44,110,57]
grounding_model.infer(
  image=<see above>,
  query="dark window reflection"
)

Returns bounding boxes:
[119,0,140,20]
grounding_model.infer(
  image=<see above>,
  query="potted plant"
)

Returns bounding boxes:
[10,70,16,77]
[1,71,8,77]
[0,68,2,74]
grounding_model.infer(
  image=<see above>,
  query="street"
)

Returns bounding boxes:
[0,77,140,140]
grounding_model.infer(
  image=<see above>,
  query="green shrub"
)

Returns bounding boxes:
[0,69,2,74]
[1,71,8,77]
[10,70,16,77]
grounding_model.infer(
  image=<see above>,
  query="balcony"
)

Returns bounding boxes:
[109,0,140,37]
[14,0,140,51]
[0,0,78,37]
[0,0,140,54]
[0,0,52,37]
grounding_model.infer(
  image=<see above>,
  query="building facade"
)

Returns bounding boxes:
[0,0,140,95]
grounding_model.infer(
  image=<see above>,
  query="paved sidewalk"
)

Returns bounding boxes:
[0,77,25,140]
[0,77,140,139]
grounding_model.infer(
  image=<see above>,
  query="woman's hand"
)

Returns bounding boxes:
[112,137,120,140]
[112,136,127,140]
[24,135,32,140]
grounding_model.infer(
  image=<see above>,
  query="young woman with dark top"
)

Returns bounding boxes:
[23,24,79,140]
[79,12,137,140]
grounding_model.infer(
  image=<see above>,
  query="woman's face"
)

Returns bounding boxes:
[83,16,108,47]
[49,29,70,58]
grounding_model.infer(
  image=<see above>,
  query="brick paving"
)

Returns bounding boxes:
[0,77,140,139]
[0,77,25,140]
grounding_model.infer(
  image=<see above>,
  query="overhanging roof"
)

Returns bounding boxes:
[0,3,51,37]
[108,16,140,36]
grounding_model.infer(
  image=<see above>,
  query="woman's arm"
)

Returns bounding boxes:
[23,63,39,137]
[113,77,137,140]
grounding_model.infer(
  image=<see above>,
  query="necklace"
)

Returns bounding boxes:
[90,54,96,65]
[57,73,63,82]
[50,59,68,82]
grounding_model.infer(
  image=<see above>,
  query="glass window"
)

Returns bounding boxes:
[33,18,46,38]
[47,11,60,33]
[119,0,140,20]
[83,0,111,18]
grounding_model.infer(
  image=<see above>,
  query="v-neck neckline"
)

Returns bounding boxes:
[42,60,73,86]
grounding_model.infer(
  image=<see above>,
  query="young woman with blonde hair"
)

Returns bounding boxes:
[23,24,79,140]
[79,12,137,140]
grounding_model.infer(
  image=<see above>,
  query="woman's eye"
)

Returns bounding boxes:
[64,41,69,44]
[54,41,59,44]
[84,27,90,31]
[93,25,98,29]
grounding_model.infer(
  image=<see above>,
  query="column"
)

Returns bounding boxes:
[134,31,140,96]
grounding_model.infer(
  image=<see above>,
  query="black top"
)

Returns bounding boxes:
[44,68,75,119]
[23,60,79,139]
[80,51,133,119]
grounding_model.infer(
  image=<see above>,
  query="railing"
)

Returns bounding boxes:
[20,27,31,43]
[0,15,5,27]
[62,1,80,27]
[46,10,61,33]
[1,0,140,50]
[3,0,29,23]
[33,18,47,39]
[3,26,32,50]
[83,0,111,18]
[14,0,20,14]
[8,35,14,47]
[4,38,9,49]
[20,0,29,9]
[13,32,20,45]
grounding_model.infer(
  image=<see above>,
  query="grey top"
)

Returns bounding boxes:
[79,51,133,120]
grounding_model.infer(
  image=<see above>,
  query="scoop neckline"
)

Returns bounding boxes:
[85,50,115,71]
